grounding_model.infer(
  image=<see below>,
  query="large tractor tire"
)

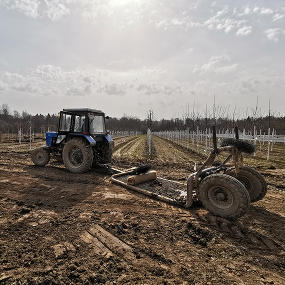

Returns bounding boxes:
[225,166,267,202]
[31,147,50,166]
[198,174,250,219]
[63,138,93,173]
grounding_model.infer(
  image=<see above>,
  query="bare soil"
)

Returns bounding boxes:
[0,136,285,284]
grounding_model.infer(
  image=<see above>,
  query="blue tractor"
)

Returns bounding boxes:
[31,108,114,173]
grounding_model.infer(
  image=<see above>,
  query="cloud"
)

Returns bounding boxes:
[241,80,258,93]
[204,8,245,34]
[152,14,201,32]
[265,28,285,42]
[272,13,285,22]
[34,65,64,80]
[136,83,182,96]
[203,7,255,36]
[0,64,184,98]
[273,13,285,22]
[217,63,239,73]
[240,6,274,16]
[66,87,88,97]
[201,4,285,39]
[102,83,126,96]
[0,0,39,18]
[0,65,95,97]
[236,26,252,36]
[193,55,238,75]
[44,1,70,21]
[0,0,70,21]
[1,0,284,45]
[0,72,38,93]
[254,7,274,15]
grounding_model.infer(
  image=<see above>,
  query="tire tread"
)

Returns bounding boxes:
[225,166,267,202]
[198,174,250,219]
[63,138,93,173]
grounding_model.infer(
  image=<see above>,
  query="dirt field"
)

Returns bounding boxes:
[0,136,285,284]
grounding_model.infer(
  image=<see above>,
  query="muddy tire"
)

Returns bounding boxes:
[198,174,250,219]
[225,166,267,202]
[31,147,50,166]
[63,138,93,173]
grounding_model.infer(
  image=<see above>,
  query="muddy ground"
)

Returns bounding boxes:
[0,136,285,284]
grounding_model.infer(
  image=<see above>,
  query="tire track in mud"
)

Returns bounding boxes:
[195,212,284,252]
[151,135,204,166]
[158,202,284,253]
[0,142,44,154]
[113,136,139,153]
[113,135,148,161]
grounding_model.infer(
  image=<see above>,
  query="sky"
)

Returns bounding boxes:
[0,0,284,119]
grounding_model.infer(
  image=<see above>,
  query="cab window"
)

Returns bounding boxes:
[89,114,105,134]
[59,113,72,131]
[74,115,86,132]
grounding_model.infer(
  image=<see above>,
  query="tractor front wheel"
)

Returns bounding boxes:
[198,174,250,219]
[31,147,50,166]
[63,138,93,173]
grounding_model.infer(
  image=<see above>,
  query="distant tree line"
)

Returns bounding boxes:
[0,104,285,135]
[0,104,58,135]
[150,116,285,134]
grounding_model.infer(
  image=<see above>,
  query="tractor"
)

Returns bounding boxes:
[31,108,114,173]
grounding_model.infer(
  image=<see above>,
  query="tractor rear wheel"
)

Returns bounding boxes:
[225,166,267,202]
[198,174,250,219]
[31,147,50,166]
[63,138,93,173]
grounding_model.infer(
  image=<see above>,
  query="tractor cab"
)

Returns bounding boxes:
[58,108,107,136]
[46,108,111,147]
[32,108,113,173]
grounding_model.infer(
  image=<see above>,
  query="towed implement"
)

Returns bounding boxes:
[111,127,267,219]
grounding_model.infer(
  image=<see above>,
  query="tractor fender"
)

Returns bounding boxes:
[104,134,114,148]
[67,134,96,146]
[104,134,113,143]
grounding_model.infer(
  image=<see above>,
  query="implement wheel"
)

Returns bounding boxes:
[198,174,250,219]
[31,147,50,166]
[225,166,267,202]
[63,138,93,173]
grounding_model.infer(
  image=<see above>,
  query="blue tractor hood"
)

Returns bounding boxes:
[46,132,57,147]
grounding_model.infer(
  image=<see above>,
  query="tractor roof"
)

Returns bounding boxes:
[63,108,104,114]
